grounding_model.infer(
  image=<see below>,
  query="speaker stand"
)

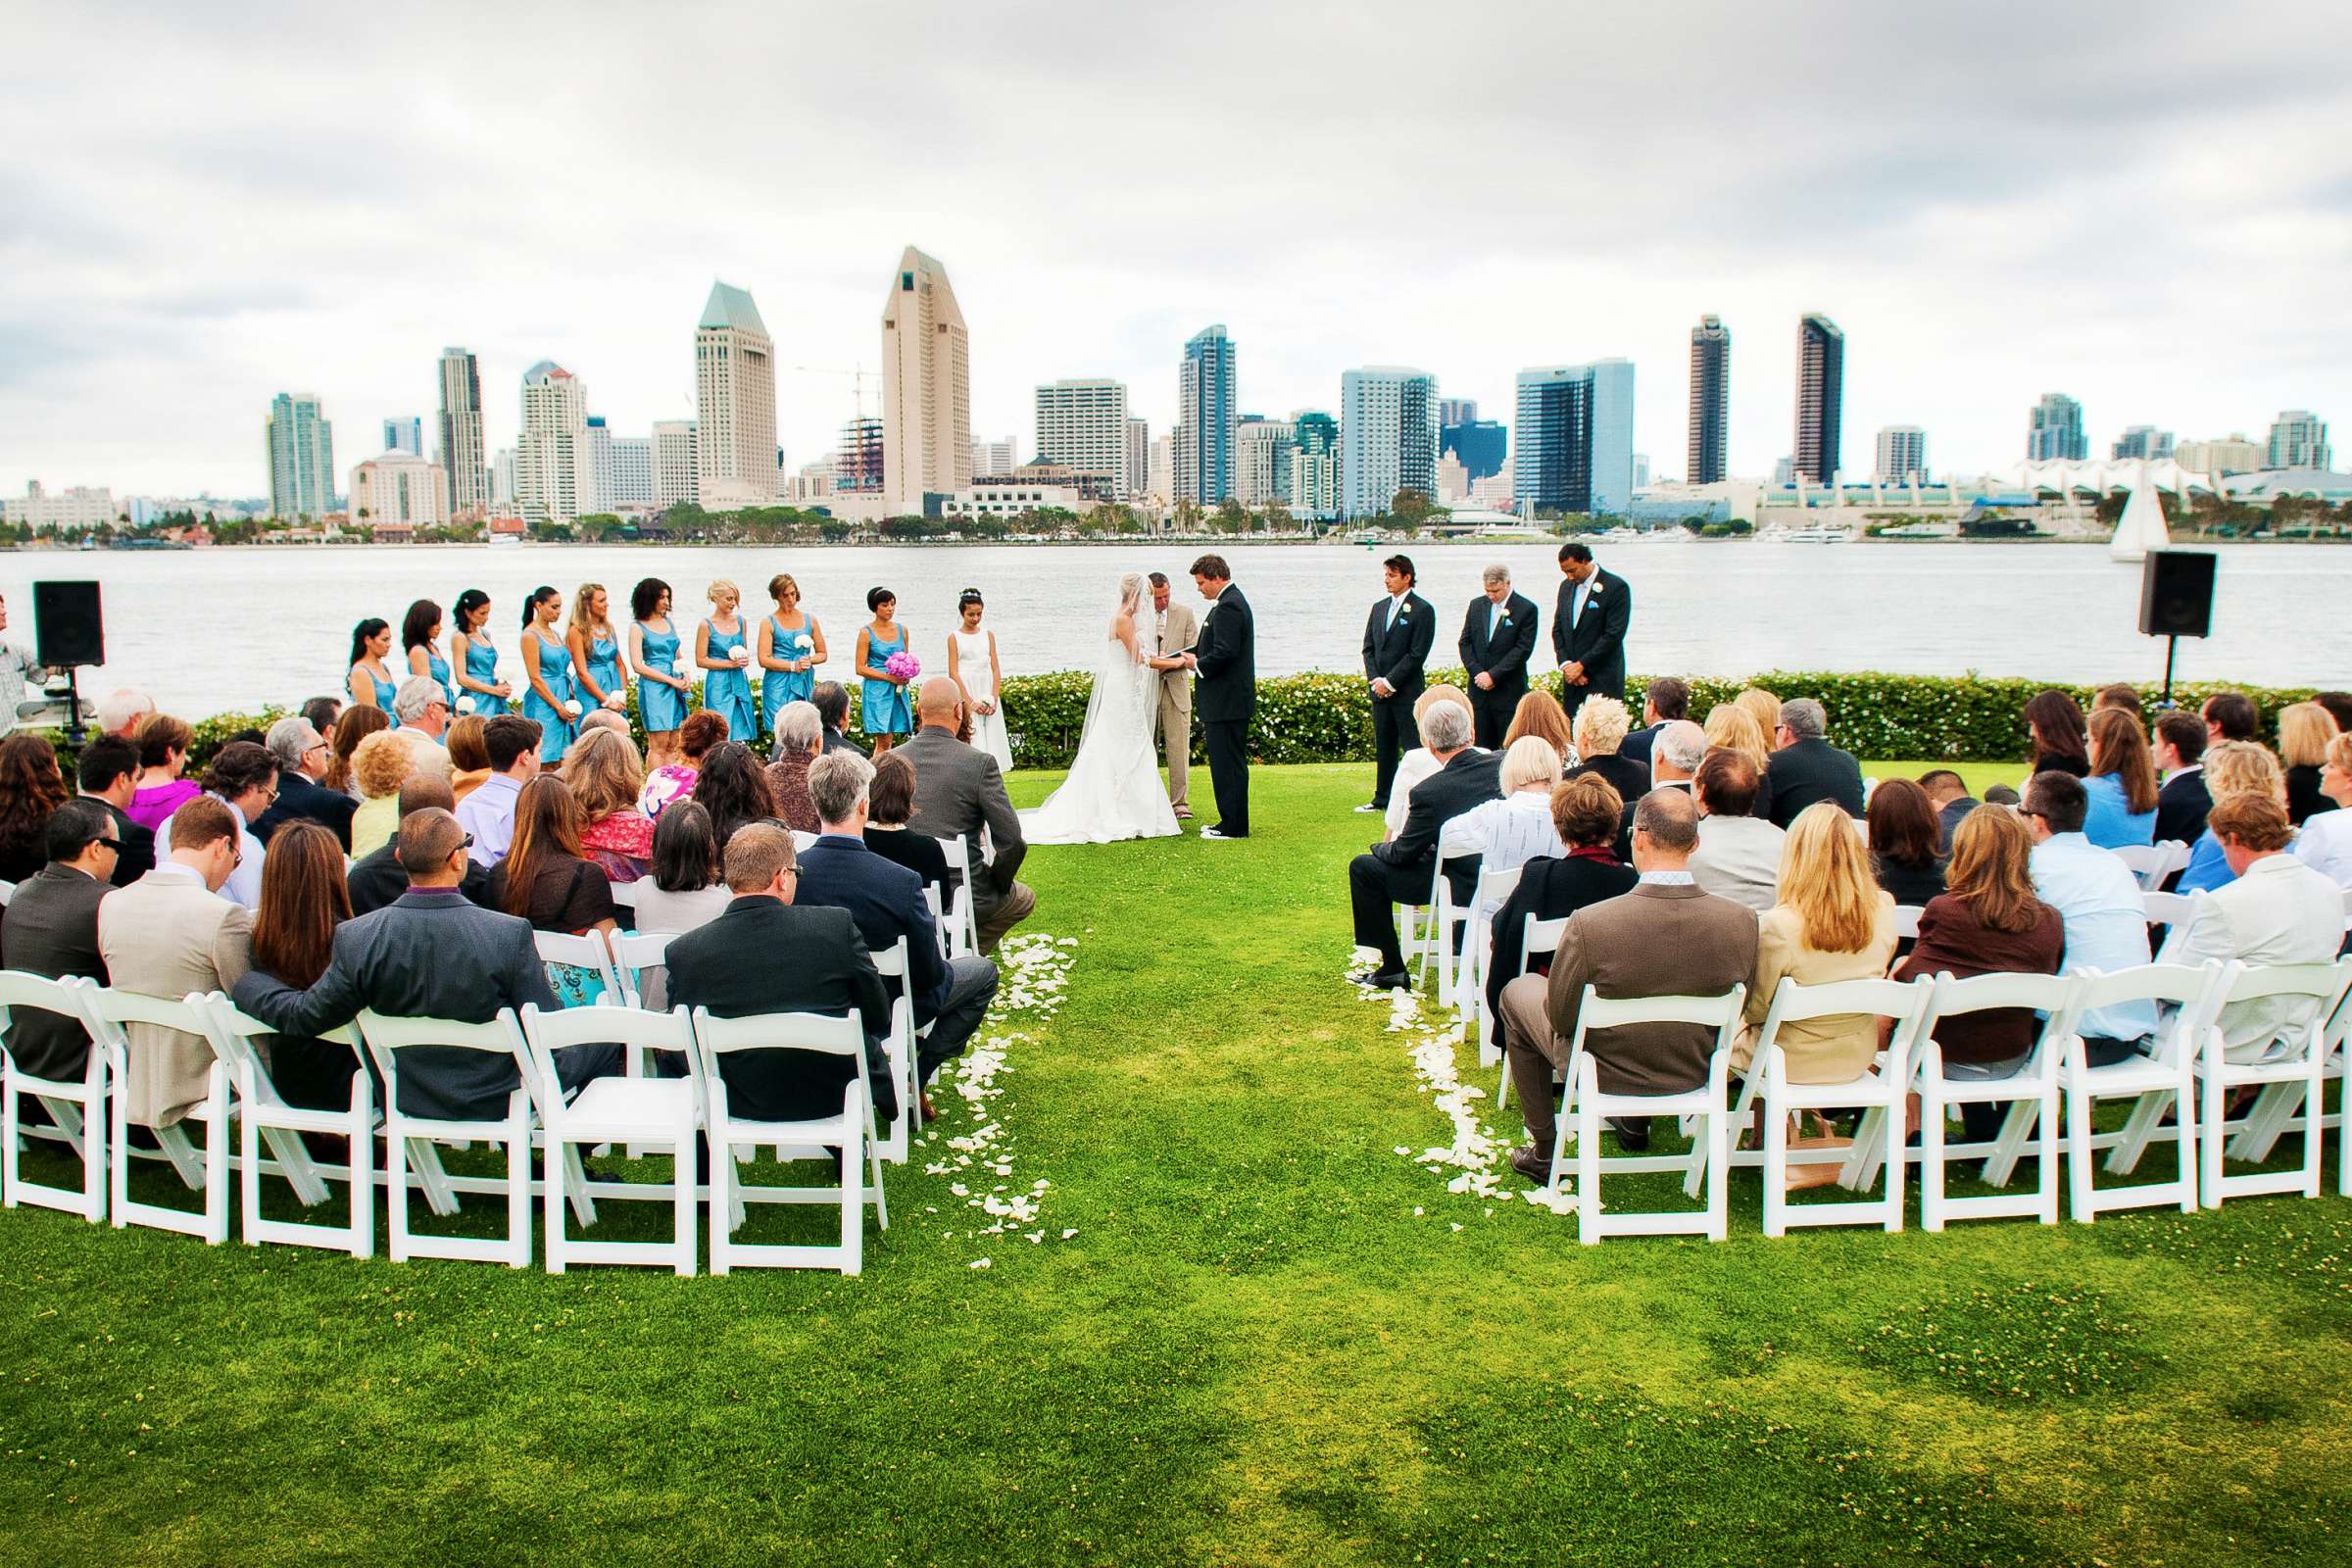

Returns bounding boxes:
[2159,634,2180,710]
[61,666,86,751]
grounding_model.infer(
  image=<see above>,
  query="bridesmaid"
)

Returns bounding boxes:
[758,571,826,741]
[346,617,401,725]
[947,587,1012,772]
[450,589,512,714]
[855,586,913,754]
[695,579,757,743]
[519,584,578,763]
[630,576,692,768]
[566,582,630,716]
[401,599,455,710]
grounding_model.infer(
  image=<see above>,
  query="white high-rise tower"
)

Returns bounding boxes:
[1033,379,1130,499]
[694,281,780,507]
[517,361,588,524]
[880,247,971,505]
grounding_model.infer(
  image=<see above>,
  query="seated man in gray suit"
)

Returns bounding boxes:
[1689,748,1787,912]
[0,800,120,1085]
[231,808,619,1121]
[899,676,1034,954]
[1495,788,1760,1178]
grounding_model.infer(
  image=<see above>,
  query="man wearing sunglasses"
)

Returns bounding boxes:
[0,800,122,1084]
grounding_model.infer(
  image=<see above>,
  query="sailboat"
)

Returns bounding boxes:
[2108,476,2170,564]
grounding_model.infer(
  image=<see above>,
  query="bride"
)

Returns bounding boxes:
[1021,571,1182,845]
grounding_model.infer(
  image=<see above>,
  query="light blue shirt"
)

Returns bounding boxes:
[455,772,525,867]
[1569,575,1593,628]
[2176,828,2235,894]
[2081,773,2156,850]
[153,794,264,910]
[2030,831,2157,1042]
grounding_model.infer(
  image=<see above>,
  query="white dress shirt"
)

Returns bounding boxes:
[1440,790,1569,910]
[2290,808,2352,889]
[2167,853,2346,1061]
[152,794,264,909]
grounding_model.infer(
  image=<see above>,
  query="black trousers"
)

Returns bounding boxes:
[1469,680,1523,751]
[1371,694,1411,806]
[1203,718,1250,837]
[1348,853,1425,970]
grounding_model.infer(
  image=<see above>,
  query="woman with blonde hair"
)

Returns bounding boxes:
[1503,688,1577,760]
[2289,731,2352,887]
[1382,683,1477,839]
[2177,739,2286,893]
[2277,701,2340,825]
[1703,704,1775,819]
[1734,801,1899,1082]
[347,730,417,856]
[1440,736,1568,903]
[1733,687,1782,750]
[565,582,629,717]
[2082,706,2159,848]
[564,725,654,880]
[695,579,757,742]
[1566,695,1646,803]
[758,572,826,742]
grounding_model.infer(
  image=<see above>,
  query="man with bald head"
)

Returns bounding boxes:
[346,774,497,913]
[897,674,1034,953]
[232,806,620,1120]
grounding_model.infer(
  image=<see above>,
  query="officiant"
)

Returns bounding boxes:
[1360,554,1435,814]
[1145,571,1199,820]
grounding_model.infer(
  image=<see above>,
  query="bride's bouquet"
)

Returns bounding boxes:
[884,650,922,683]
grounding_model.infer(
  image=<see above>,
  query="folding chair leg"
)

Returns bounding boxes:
[1921,1085,1946,1233]
[1762,1094,1788,1239]
[672,1129,699,1277]
[1574,1092,1600,1244]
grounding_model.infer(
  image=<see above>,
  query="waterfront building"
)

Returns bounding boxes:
[652,420,697,508]
[438,347,489,515]
[1875,424,1929,483]
[1178,324,1237,505]
[838,416,886,493]
[1126,416,1149,498]
[2176,433,2266,476]
[1438,398,1478,427]
[1147,431,1174,504]
[1633,454,1651,490]
[2,482,120,531]
[2027,393,2087,462]
[1440,409,1506,483]
[382,416,421,457]
[1773,455,1796,488]
[350,453,449,530]
[516,362,587,524]
[491,448,517,508]
[1233,415,1297,509]
[1291,411,1341,520]
[1688,315,1730,484]
[970,437,1016,478]
[1468,459,1515,511]
[1513,359,1634,515]
[1793,315,1842,486]
[1437,452,1470,504]
[695,280,781,507]
[584,416,613,513]
[266,391,335,520]
[2111,424,2175,461]
[2268,410,2331,470]
[881,246,972,505]
[1344,368,1440,518]
[610,436,654,508]
[1034,379,1130,498]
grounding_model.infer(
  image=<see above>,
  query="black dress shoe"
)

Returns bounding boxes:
[1352,968,1411,990]
[1606,1115,1651,1152]
[1508,1145,1553,1182]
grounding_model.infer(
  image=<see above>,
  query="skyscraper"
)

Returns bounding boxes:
[1177,325,1237,505]
[1125,416,1149,499]
[491,448,517,509]
[2026,393,2086,462]
[1291,411,1341,520]
[584,416,613,514]
[349,453,448,528]
[1147,431,1174,503]
[2111,425,2176,461]
[1874,425,1928,483]
[969,438,1015,478]
[1794,314,1843,485]
[610,437,654,508]
[1513,361,1635,516]
[1437,398,1479,428]
[382,416,422,457]
[438,346,489,515]
[264,392,334,520]
[2267,410,2330,469]
[517,361,588,524]
[652,420,698,508]
[695,280,780,507]
[1233,416,1298,508]
[838,416,886,493]
[881,246,972,505]
[1440,404,1506,482]
[1342,368,1441,518]
[1033,379,1130,498]
[1688,315,1730,484]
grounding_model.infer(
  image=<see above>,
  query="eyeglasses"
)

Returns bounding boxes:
[95,837,121,855]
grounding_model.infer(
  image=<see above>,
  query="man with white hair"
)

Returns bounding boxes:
[389,675,454,781]
[1765,698,1863,825]
[99,688,156,741]
[1648,719,1706,790]
[251,714,358,849]
[1347,700,1502,989]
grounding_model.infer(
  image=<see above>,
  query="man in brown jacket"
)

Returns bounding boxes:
[1496,787,1759,1180]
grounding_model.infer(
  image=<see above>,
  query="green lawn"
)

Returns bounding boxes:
[1,761,2345,1565]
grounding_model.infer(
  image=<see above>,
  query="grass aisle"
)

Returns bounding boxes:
[0,762,2347,1564]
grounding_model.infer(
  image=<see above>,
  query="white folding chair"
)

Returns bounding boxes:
[938,833,981,957]
[607,880,643,916]
[0,972,108,1222]
[1890,905,1923,941]
[2115,840,2190,891]
[610,930,677,1014]
[2059,962,2222,1221]
[2142,891,2198,943]
[80,986,231,1245]
[1492,916,1570,1110]
[1424,847,1482,1002]
[0,878,15,907]
[1733,976,1935,1237]
[919,885,956,963]
[1461,863,1523,1043]
[1908,971,2079,1231]
[521,1004,702,1275]
[690,1007,888,1275]
[867,937,925,1158]
[1548,984,1744,1243]
[356,1007,552,1267]
[2197,960,2352,1207]
[193,996,374,1258]
[533,929,622,1006]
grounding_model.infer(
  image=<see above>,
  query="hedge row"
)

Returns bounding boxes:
[141,669,2320,775]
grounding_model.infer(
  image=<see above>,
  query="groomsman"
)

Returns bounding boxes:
[1456,564,1539,750]
[1359,554,1435,813]
[1551,541,1632,723]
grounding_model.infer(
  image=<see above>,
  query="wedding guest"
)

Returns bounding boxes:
[0,733,70,882]
[1503,687,1577,760]
[902,676,1032,953]
[346,616,400,721]
[127,712,201,830]
[630,577,691,768]
[402,599,455,710]
[1457,564,1538,750]
[0,801,119,1085]
[1702,704,1777,820]
[2094,683,2143,720]
[347,774,494,914]
[450,589,512,716]
[695,742,782,847]
[2291,731,2352,888]
[855,587,913,754]
[246,820,364,1113]
[1733,802,1899,1083]
[485,776,618,1005]
[812,681,867,758]
[1647,718,1706,791]
[519,585,578,764]
[2082,707,2160,848]
[694,579,757,743]
[1386,685,1477,840]
[765,701,824,834]
[2152,710,2213,844]
[151,741,276,911]
[1689,748,1786,911]
[1484,773,1637,1049]
[2023,770,2156,1060]
[1440,736,1569,899]
[254,715,356,850]
[753,571,824,747]
[322,705,389,799]
[345,732,416,858]
[565,582,629,718]
[456,714,542,867]
[2170,795,2345,1059]
[1865,776,1946,906]
[74,736,155,886]
[1733,687,1783,751]
[564,726,655,881]
[446,714,491,804]
[1565,696,1645,803]
[1361,555,1436,814]
[641,709,729,819]
[390,676,455,780]
[2202,690,2259,747]
[1348,701,1501,990]
[947,588,1013,773]
[1917,768,1980,853]
[2278,701,2340,825]
[1765,699,1864,825]
[2024,689,2090,776]
[861,751,950,895]
[298,695,342,738]
[2177,740,2286,894]
[2316,691,2352,735]
[1620,676,1690,771]
[632,802,732,937]
[99,688,155,741]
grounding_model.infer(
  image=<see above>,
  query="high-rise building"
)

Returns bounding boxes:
[2176,433,2265,476]
[2267,410,2331,470]
[2027,393,2086,462]
[1875,425,1929,483]
[1291,411,1341,520]
[694,280,780,507]
[1147,431,1174,503]
[349,453,449,529]
[1633,454,1651,490]
[491,448,517,509]
[584,416,613,514]
[1177,325,1237,505]
[970,437,1016,478]
[2111,425,2176,461]
[1342,368,1441,518]
[1688,315,1730,484]
[1513,360,1635,516]
[610,437,654,508]
[838,416,886,493]
[652,420,697,508]
[881,246,972,504]
[1033,380,1129,498]
[516,361,588,524]
[1125,416,1149,498]
[265,392,335,520]
[1794,314,1843,485]
[1440,412,1506,481]
[382,416,422,457]
[1437,398,1479,428]
[1772,455,1796,488]
[1233,416,1298,509]
[438,346,489,516]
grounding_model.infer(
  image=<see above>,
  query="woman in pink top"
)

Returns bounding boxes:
[125,712,202,831]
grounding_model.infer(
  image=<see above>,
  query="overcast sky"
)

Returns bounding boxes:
[4,0,2346,499]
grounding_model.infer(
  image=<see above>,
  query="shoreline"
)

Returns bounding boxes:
[6,533,2338,554]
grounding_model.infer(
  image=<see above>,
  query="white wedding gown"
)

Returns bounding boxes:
[1021,629,1181,845]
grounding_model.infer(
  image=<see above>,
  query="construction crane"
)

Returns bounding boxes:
[791,365,879,421]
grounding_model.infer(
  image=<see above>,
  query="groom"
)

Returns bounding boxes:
[1182,554,1253,839]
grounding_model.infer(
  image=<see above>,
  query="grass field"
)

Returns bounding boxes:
[3,760,2347,1565]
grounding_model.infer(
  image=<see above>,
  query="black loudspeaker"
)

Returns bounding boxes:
[2137,552,2214,640]
[33,580,105,667]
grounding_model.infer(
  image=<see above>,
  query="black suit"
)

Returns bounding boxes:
[0,863,113,1080]
[230,887,618,1122]
[80,795,154,887]
[822,727,869,759]
[1348,750,1504,971]
[1458,591,1539,749]
[1550,566,1632,720]
[253,770,359,852]
[1363,592,1436,807]
[1194,584,1255,836]
[1618,722,1663,772]
[2155,768,2212,844]
[1935,795,1981,854]
[663,896,897,1127]
[1764,738,1866,826]
[346,835,496,916]
[1484,853,1640,1039]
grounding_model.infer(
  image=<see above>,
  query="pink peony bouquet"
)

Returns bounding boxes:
[884,651,922,682]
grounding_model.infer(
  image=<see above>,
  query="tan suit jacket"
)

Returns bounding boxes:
[1152,601,1199,712]
[95,864,252,1126]
[1735,893,1898,1082]
[1544,880,1760,1096]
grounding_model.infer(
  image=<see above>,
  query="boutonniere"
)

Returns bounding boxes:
[1590,585,1604,598]
[1398,605,1411,617]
